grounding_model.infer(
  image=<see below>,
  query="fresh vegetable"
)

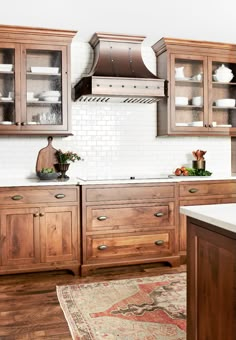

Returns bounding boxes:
[174,166,212,176]
[40,167,55,174]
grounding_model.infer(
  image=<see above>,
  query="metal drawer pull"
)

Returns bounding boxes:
[97,216,107,221]
[97,244,108,250]
[11,195,23,200]
[33,212,39,217]
[155,240,164,246]
[55,193,65,199]
[154,212,164,217]
[39,213,44,217]
[189,188,198,193]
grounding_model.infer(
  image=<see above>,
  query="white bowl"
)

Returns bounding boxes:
[213,73,233,83]
[40,91,60,97]
[31,67,59,74]
[175,96,188,105]
[192,96,203,106]
[41,96,60,102]
[215,99,236,107]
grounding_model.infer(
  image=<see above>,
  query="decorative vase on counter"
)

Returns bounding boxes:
[192,160,206,170]
[55,163,70,180]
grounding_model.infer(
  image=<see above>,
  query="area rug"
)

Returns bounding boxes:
[56,272,186,340]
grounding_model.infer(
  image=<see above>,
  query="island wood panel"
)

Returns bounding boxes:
[187,218,236,340]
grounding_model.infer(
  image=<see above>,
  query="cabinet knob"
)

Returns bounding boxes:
[21,122,26,126]
[97,216,107,221]
[11,195,23,200]
[39,213,44,217]
[154,212,164,217]
[154,240,164,246]
[55,193,65,199]
[33,212,39,217]
[204,124,208,128]
[97,244,108,250]
[189,188,198,193]
[15,122,20,126]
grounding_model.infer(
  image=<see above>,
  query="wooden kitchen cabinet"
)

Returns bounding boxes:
[0,186,80,275]
[152,38,236,136]
[81,183,180,275]
[187,217,236,340]
[0,25,76,136]
[177,180,236,262]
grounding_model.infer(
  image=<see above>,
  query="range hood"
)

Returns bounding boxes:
[74,33,166,104]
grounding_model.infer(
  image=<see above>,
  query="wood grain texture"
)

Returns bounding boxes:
[187,218,236,340]
[36,137,58,173]
[0,264,186,339]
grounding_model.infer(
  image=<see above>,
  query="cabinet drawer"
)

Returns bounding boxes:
[85,184,175,203]
[179,181,236,197]
[0,187,77,205]
[86,202,175,232]
[85,231,175,263]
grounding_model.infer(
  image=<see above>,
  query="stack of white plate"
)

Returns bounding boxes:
[40,91,61,102]
[0,64,13,72]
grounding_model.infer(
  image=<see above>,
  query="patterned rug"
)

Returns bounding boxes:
[56,272,186,340]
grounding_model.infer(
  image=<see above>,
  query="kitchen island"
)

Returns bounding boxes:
[180,203,236,340]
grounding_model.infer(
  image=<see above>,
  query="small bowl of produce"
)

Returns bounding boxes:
[37,167,59,180]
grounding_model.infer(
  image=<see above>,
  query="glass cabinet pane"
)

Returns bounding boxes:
[0,48,15,125]
[174,57,204,128]
[25,49,62,126]
[211,60,236,129]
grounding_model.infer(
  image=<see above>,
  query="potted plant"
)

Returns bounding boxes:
[55,149,81,180]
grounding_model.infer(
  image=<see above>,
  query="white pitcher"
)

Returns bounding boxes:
[175,66,185,79]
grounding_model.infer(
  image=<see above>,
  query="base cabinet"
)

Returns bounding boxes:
[187,218,236,340]
[81,183,180,275]
[0,186,80,275]
[178,180,236,263]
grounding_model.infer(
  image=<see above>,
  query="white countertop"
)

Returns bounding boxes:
[180,203,236,234]
[0,175,235,187]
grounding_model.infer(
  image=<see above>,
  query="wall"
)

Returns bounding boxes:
[0,37,231,180]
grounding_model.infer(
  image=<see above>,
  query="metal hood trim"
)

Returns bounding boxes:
[73,32,166,104]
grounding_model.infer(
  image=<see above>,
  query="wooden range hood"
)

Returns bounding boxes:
[74,33,166,104]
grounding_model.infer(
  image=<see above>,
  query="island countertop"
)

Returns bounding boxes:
[180,203,236,234]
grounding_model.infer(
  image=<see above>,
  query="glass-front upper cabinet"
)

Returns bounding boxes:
[208,57,236,132]
[21,45,67,131]
[0,25,76,136]
[0,44,19,130]
[171,54,208,132]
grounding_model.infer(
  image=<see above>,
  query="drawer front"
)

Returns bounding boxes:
[85,184,175,202]
[179,181,236,197]
[86,202,175,232]
[85,231,175,263]
[0,188,77,205]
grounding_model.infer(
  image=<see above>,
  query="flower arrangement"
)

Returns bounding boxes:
[55,149,81,164]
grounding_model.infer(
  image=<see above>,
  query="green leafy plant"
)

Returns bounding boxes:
[185,167,212,176]
[55,149,81,164]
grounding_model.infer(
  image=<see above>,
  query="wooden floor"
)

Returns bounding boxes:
[0,263,186,339]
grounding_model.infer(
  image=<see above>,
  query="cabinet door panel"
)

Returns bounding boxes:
[0,207,40,265]
[40,206,78,263]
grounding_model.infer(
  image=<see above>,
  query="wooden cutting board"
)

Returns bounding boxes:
[35,136,58,172]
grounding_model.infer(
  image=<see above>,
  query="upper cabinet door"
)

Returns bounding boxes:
[0,43,21,131]
[21,44,68,132]
[170,54,208,132]
[208,56,236,133]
